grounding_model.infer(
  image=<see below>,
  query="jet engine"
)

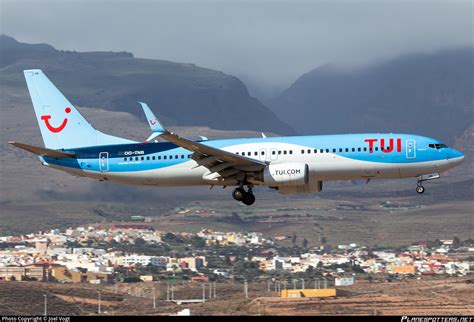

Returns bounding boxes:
[261,162,309,186]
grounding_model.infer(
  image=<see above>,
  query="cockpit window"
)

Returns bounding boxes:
[429,143,448,149]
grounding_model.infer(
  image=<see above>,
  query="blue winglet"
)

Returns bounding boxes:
[138,102,166,133]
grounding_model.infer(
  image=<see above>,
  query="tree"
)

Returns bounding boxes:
[134,238,146,246]
[190,236,206,248]
[453,236,461,247]
[302,239,309,249]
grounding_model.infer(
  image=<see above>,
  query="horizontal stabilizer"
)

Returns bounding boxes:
[9,142,76,158]
[145,132,161,142]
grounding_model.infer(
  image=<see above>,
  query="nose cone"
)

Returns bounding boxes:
[449,149,464,167]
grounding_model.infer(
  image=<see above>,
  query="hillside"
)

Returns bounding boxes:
[268,48,473,145]
[0,36,472,237]
[0,35,294,134]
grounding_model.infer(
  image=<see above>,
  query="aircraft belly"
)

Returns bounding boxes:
[398,159,444,178]
[47,161,208,186]
[104,162,208,186]
[307,156,398,180]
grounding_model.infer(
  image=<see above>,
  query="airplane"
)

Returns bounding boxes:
[9,69,465,206]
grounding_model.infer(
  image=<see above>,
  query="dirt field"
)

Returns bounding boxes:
[245,278,474,316]
[0,277,472,315]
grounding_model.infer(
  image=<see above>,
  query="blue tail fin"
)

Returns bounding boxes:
[24,69,135,149]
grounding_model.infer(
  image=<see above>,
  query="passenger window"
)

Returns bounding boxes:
[358,148,361,152]
[364,147,367,152]
[181,155,184,159]
[283,151,287,155]
[320,149,324,153]
[339,148,342,152]
[261,151,265,155]
[140,157,144,161]
[158,156,161,160]
[146,156,150,160]
[188,154,191,158]
[248,152,251,156]
[326,149,329,153]
[152,156,155,160]
[123,157,127,161]
[375,147,379,151]
[301,150,305,154]
[314,149,318,153]
[254,151,258,156]
[307,149,311,154]
[289,150,293,154]
[333,149,336,153]
[352,148,355,152]
[164,156,167,160]
[175,155,179,159]
[272,151,276,155]
[278,151,281,155]
[135,157,139,161]
[345,148,349,152]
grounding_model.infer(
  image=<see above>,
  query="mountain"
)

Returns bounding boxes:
[268,48,474,144]
[0,35,294,135]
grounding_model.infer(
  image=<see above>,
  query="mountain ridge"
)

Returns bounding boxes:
[269,48,473,143]
[0,35,294,135]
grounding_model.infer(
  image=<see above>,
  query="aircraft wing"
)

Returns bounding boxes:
[137,102,267,183]
[9,142,76,158]
[162,131,266,183]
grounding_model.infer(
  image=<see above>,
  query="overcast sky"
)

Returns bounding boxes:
[1,0,472,97]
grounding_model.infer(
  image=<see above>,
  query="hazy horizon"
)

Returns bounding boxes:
[1,0,472,98]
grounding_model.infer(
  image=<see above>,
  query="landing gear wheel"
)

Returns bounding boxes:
[416,186,425,194]
[232,188,245,201]
[241,192,256,206]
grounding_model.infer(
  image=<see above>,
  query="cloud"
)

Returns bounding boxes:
[2,0,472,95]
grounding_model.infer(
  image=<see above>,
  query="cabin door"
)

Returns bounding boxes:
[406,139,416,159]
[99,152,109,172]
[258,148,268,161]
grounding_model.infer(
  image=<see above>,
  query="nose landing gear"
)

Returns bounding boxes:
[416,184,425,194]
[232,186,256,206]
[415,173,440,194]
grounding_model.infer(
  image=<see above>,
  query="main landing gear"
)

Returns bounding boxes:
[232,187,256,206]
[415,173,440,194]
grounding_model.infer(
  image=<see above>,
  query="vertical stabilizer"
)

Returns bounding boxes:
[24,69,135,149]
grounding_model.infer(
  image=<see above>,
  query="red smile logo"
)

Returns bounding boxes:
[149,119,157,125]
[41,107,71,133]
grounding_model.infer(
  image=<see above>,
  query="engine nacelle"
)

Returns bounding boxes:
[277,181,323,195]
[263,162,309,186]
